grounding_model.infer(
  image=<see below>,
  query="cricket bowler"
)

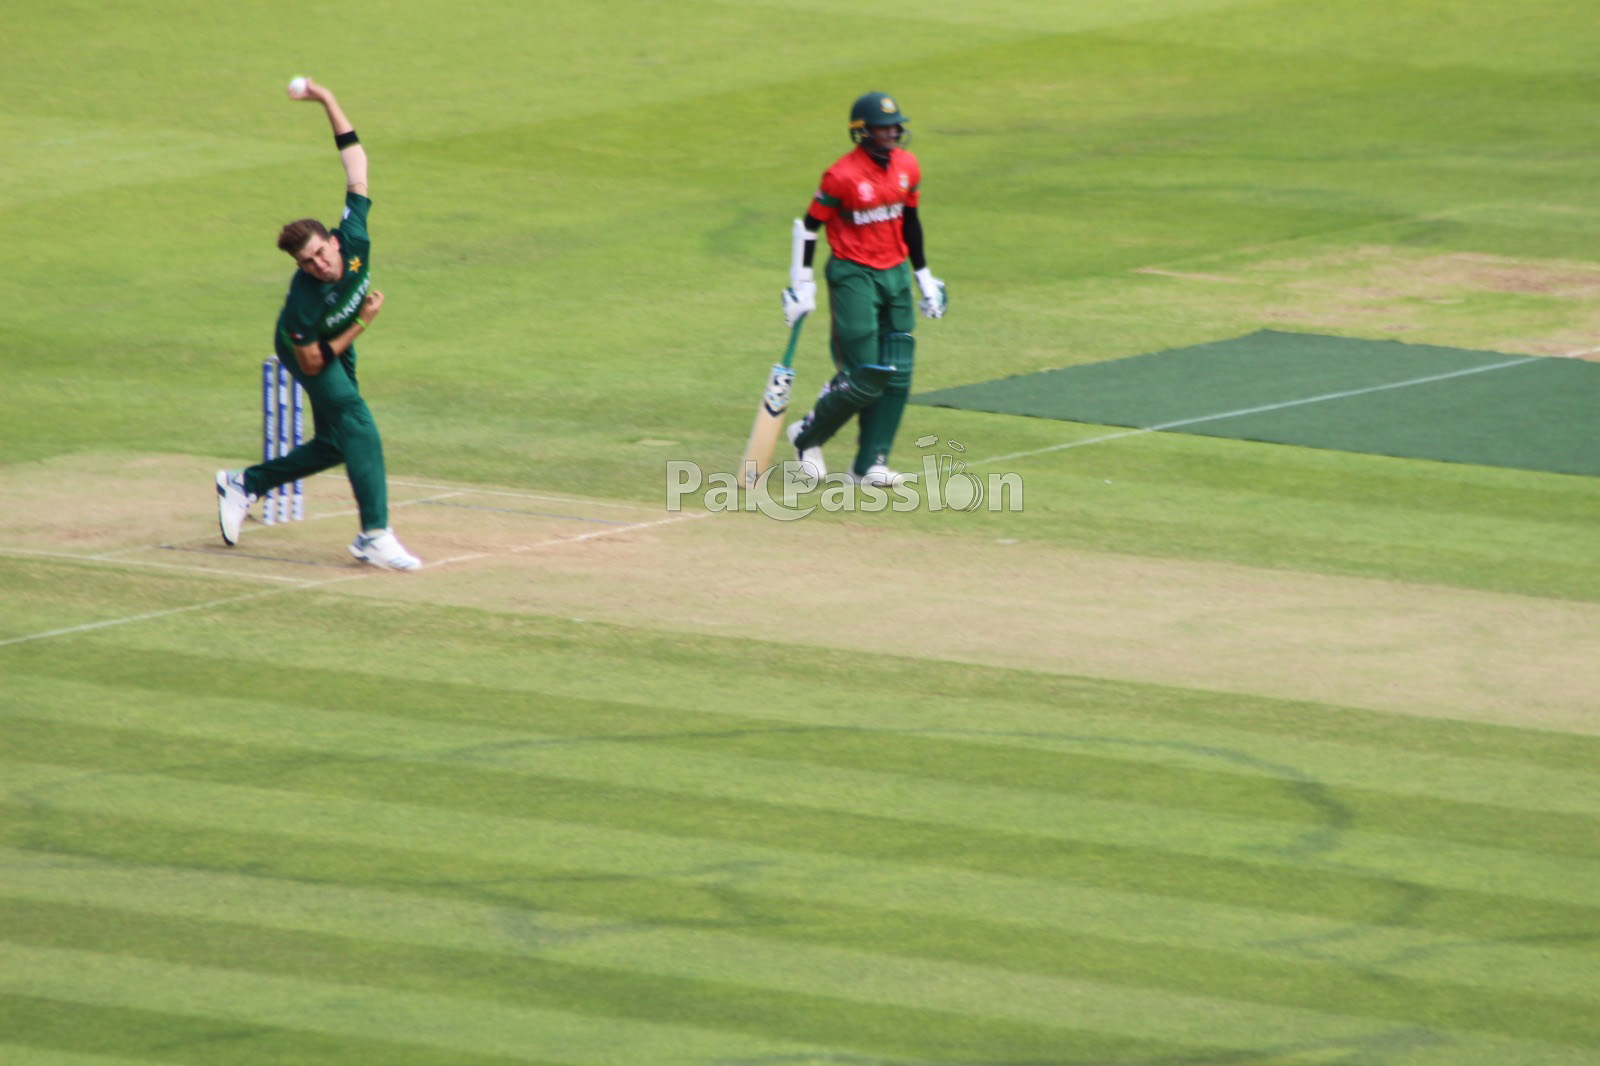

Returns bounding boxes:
[215,77,421,570]
[783,91,947,487]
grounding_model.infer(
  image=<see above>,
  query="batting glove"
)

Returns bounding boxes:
[782,270,816,328]
[914,267,947,319]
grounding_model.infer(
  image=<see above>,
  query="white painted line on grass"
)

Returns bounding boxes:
[973,355,1539,467]
[0,546,305,584]
[0,504,707,647]
[306,491,466,523]
[388,478,660,512]
[427,510,710,568]
[509,510,708,552]
[0,572,369,649]
[416,499,637,526]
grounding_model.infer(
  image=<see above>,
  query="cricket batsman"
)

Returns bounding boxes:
[215,77,420,570]
[783,91,947,487]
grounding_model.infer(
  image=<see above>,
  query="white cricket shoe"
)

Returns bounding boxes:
[853,464,907,490]
[215,470,254,546]
[349,528,423,571]
[786,419,827,482]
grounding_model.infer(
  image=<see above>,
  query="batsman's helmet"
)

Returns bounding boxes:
[849,92,911,149]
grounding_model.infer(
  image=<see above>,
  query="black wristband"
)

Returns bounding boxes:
[335,129,360,149]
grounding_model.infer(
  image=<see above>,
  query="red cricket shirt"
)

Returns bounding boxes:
[810,145,922,270]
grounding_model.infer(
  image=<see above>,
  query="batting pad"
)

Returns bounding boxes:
[912,330,1600,478]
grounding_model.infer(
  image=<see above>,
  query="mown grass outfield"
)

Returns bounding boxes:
[3,1,1600,1063]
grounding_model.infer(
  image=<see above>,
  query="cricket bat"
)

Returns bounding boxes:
[739,315,805,489]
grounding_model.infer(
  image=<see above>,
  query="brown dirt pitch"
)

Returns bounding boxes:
[5,451,1599,736]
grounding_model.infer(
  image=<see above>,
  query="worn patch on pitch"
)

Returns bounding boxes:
[913,330,1600,477]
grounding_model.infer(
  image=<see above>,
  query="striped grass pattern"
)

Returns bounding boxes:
[8,0,1600,1060]
[3,598,1598,1065]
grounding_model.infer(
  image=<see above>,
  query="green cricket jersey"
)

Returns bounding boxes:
[274,192,373,358]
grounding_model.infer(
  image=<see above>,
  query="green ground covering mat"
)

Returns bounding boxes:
[914,331,1600,477]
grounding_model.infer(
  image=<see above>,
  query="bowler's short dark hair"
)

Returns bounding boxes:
[277,219,329,256]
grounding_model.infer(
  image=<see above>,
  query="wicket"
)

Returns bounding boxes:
[260,357,305,524]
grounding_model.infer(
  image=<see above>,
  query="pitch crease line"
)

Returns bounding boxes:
[306,490,466,523]
[427,510,710,567]
[0,510,707,647]
[388,478,659,512]
[416,499,636,526]
[507,510,709,552]
[972,355,1539,467]
[0,573,369,649]
[0,546,305,584]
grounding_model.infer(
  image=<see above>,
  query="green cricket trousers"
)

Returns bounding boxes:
[793,257,917,476]
[245,347,389,531]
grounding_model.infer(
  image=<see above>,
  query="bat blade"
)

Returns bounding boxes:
[740,363,796,488]
[739,315,806,488]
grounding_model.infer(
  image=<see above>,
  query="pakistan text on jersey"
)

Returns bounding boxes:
[851,204,903,226]
[324,276,371,330]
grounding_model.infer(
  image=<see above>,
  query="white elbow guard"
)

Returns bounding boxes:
[791,218,817,288]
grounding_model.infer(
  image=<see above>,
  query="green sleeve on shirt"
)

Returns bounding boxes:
[340,192,372,242]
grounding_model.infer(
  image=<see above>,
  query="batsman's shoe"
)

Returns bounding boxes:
[854,464,906,490]
[787,419,827,482]
[215,470,254,546]
[349,528,423,571]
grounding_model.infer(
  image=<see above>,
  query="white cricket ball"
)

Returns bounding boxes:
[288,76,308,96]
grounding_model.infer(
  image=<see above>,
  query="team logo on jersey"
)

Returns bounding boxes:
[898,174,909,190]
[857,181,876,203]
[347,256,362,273]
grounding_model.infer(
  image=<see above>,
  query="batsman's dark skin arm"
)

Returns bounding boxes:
[901,207,926,271]
[798,207,927,270]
